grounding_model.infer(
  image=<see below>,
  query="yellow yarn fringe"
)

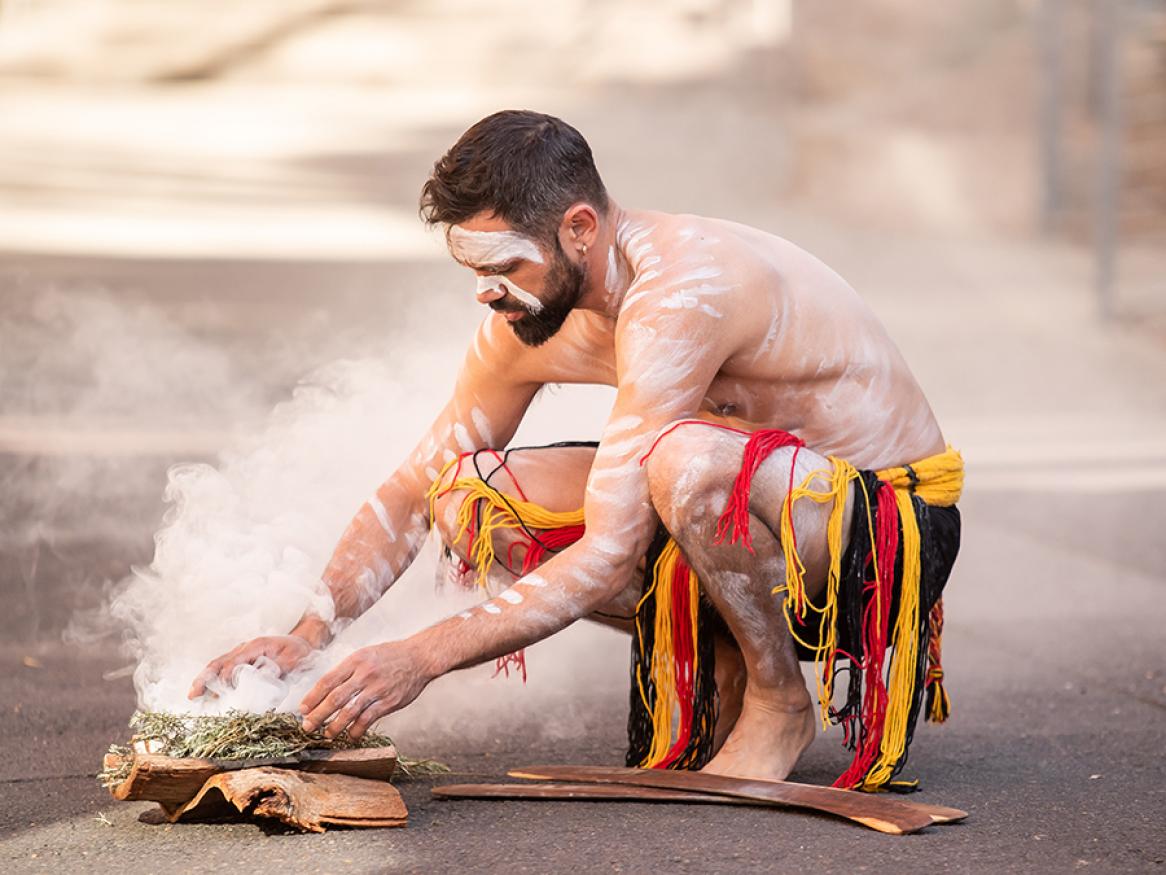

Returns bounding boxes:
[634,540,701,767]
[426,456,584,590]
[773,446,963,790]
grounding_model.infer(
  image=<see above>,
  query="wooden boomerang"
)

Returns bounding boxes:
[506,765,968,835]
[433,782,758,806]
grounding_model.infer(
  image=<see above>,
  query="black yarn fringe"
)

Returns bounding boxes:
[828,471,877,753]
[829,472,962,789]
[625,527,719,770]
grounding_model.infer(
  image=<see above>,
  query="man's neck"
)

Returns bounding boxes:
[576,202,632,319]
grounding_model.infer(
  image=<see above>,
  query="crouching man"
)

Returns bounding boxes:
[190,110,962,791]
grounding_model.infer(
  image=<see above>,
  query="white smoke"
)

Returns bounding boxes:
[36,287,632,742]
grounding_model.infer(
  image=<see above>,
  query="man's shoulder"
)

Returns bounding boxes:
[622,208,781,248]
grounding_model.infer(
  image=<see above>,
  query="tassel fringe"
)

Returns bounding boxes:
[424,431,962,791]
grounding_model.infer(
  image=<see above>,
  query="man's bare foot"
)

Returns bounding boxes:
[701,690,815,782]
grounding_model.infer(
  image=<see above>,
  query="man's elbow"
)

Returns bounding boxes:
[577,533,644,601]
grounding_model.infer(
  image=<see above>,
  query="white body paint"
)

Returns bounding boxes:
[368,496,396,541]
[470,406,494,446]
[453,422,476,453]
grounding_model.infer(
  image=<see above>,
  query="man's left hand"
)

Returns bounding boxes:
[299,641,433,740]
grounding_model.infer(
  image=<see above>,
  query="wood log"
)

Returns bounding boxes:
[105,746,397,808]
[509,765,968,835]
[167,767,407,832]
[434,782,756,806]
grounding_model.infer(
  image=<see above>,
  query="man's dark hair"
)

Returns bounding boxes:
[419,110,609,243]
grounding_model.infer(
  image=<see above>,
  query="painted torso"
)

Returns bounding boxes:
[522,209,943,470]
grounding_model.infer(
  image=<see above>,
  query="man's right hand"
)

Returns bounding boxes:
[187,634,316,700]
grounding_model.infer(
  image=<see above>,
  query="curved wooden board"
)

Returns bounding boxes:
[511,764,967,824]
[509,765,966,835]
[433,782,756,805]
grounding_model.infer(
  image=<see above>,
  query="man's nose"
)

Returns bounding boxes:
[475,281,506,305]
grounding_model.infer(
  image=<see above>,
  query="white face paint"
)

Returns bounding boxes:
[450,226,547,315]
[449,226,544,266]
[476,274,544,314]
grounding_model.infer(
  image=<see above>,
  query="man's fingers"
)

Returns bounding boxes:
[300,669,357,731]
[188,659,225,699]
[347,699,393,741]
[322,690,376,740]
[300,660,356,714]
[188,674,208,699]
[215,650,249,686]
[188,636,305,700]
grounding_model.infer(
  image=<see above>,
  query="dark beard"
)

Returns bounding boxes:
[506,242,584,347]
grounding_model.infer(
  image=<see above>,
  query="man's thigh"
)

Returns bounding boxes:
[646,421,855,602]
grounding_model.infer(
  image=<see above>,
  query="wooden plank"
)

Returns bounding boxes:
[105,746,397,808]
[168,767,407,832]
[509,765,967,835]
[433,782,756,806]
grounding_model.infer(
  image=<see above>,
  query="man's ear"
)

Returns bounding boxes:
[558,203,599,261]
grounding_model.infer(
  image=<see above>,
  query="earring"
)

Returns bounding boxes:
[580,244,588,256]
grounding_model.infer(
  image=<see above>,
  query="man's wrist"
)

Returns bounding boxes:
[290,615,332,649]
[405,628,451,679]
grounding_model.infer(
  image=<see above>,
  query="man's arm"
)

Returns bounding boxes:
[300,294,738,735]
[307,320,542,633]
[417,314,730,669]
[189,313,540,696]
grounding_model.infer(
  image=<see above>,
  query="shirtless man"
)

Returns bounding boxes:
[189,110,961,785]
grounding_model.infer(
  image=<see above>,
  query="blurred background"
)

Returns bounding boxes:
[2,0,1163,645]
[1,0,1165,867]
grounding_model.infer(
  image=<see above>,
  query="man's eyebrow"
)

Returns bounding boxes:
[461,258,520,273]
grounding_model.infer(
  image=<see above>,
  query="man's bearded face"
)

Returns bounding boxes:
[497,239,583,347]
[448,222,585,348]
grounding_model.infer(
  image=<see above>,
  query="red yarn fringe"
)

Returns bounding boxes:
[714,429,806,553]
[833,481,900,788]
[655,552,698,769]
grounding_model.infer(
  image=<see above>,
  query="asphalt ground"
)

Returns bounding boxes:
[2,478,1164,873]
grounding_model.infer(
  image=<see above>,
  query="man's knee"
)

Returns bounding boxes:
[644,422,741,531]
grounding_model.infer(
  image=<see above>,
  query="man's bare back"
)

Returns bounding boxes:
[189,111,960,789]
[516,207,944,469]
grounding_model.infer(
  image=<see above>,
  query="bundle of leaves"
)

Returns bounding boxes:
[99,710,447,788]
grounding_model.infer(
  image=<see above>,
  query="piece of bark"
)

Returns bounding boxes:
[105,746,397,808]
[509,765,967,835]
[434,782,756,805]
[169,767,408,832]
